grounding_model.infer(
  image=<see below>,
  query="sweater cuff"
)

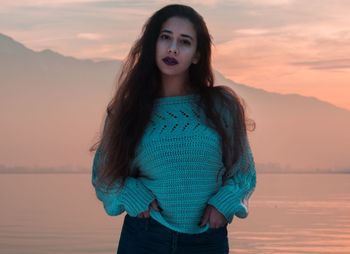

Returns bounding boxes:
[120,178,156,217]
[207,188,249,224]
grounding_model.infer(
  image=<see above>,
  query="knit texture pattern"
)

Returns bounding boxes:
[92,93,256,234]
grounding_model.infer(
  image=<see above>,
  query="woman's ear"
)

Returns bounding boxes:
[192,51,200,64]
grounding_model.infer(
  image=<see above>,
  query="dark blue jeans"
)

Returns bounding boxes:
[116,213,229,254]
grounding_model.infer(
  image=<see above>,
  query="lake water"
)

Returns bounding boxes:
[1,173,349,254]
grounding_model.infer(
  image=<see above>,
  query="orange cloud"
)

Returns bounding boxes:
[212,23,350,110]
[76,33,104,41]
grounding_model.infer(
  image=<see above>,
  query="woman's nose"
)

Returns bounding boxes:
[168,40,178,55]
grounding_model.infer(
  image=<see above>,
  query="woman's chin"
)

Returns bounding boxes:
[158,67,188,77]
[159,69,183,77]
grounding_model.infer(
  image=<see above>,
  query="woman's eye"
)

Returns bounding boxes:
[181,40,191,45]
[160,34,170,40]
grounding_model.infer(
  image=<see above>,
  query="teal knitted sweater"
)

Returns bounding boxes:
[92,93,256,234]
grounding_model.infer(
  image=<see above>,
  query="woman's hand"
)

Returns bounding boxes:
[137,199,163,218]
[198,204,228,228]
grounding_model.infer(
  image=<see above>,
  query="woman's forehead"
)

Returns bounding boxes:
[160,17,196,37]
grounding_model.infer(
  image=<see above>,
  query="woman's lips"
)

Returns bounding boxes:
[163,57,178,66]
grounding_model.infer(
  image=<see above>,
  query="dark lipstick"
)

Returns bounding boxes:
[163,57,178,65]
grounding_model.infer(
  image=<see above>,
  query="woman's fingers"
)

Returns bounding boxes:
[137,211,147,218]
[144,210,150,218]
[137,199,163,218]
[150,199,163,212]
[198,205,211,227]
[137,209,150,218]
[150,199,160,211]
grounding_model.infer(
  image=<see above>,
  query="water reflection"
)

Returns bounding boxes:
[0,173,349,254]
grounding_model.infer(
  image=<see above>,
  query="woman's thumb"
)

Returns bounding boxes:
[150,199,163,212]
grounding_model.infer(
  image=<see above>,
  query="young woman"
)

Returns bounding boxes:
[90,4,257,254]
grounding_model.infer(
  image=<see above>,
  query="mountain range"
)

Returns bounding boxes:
[1,33,349,173]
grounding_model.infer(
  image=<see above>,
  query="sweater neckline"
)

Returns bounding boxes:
[154,93,200,105]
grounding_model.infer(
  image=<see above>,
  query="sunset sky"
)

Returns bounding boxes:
[1,0,349,110]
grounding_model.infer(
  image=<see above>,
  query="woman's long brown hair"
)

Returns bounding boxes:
[89,4,256,192]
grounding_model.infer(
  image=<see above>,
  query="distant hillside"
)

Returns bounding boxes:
[1,33,350,172]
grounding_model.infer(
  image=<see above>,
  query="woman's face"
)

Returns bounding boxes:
[155,16,200,78]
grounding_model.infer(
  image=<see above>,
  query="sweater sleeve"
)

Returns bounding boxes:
[207,139,256,224]
[207,88,257,223]
[92,147,156,217]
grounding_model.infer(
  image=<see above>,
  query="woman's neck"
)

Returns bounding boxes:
[159,74,193,97]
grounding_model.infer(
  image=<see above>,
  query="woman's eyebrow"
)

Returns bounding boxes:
[160,29,193,41]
